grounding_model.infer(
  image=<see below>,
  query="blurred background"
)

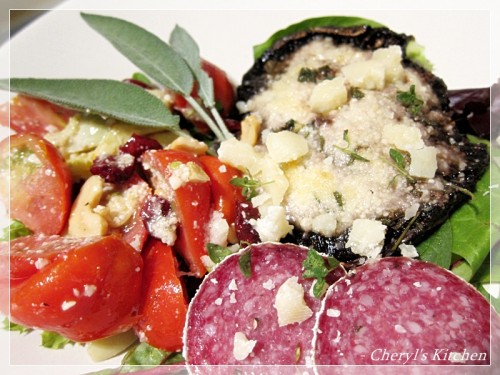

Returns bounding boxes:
[0,0,63,45]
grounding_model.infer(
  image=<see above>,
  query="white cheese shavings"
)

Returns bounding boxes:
[61,300,77,311]
[408,146,438,178]
[326,308,341,318]
[274,276,313,327]
[251,205,293,242]
[346,219,387,259]
[262,279,276,290]
[309,77,348,114]
[233,332,257,361]
[265,130,309,163]
[399,244,419,258]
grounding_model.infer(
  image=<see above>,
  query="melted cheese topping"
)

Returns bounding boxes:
[239,39,457,237]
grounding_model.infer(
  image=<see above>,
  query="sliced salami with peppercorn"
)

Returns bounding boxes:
[313,257,495,366]
[183,243,324,366]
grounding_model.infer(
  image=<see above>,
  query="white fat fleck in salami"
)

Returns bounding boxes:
[313,257,496,366]
[183,243,322,366]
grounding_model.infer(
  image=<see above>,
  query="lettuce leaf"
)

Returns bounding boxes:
[252,16,432,70]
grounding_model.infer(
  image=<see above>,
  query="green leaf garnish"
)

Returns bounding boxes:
[302,248,339,298]
[81,12,232,141]
[0,78,179,129]
[333,191,344,208]
[1,219,32,241]
[351,87,365,99]
[81,13,193,96]
[207,243,234,264]
[230,173,271,201]
[388,148,415,183]
[297,65,334,83]
[41,331,76,349]
[396,84,424,117]
[239,250,252,278]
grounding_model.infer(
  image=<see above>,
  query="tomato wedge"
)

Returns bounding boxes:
[135,238,188,352]
[6,234,143,342]
[0,133,72,235]
[198,155,244,225]
[141,149,211,277]
[1,95,74,136]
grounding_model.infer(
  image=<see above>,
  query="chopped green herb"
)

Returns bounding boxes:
[239,250,252,278]
[298,65,334,83]
[1,219,32,242]
[396,84,424,117]
[351,87,365,99]
[333,191,344,208]
[41,331,76,349]
[230,173,271,201]
[388,148,415,183]
[302,248,340,298]
[333,130,369,163]
[284,119,304,133]
[207,243,234,264]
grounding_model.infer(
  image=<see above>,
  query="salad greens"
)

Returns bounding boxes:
[252,15,433,70]
[0,219,32,241]
[302,249,340,298]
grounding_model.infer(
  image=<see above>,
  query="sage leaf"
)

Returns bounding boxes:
[169,25,215,107]
[81,13,194,96]
[0,78,179,129]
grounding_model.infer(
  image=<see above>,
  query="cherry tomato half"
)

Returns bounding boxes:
[135,238,188,352]
[6,234,143,342]
[141,149,212,277]
[0,95,74,136]
[0,133,73,235]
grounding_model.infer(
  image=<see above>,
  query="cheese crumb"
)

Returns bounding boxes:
[274,276,313,327]
[251,205,293,242]
[233,332,257,361]
[326,308,341,318]
[346,219,387,259]
[399,244,419,258]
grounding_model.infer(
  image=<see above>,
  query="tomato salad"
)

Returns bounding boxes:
[0,12,496,370]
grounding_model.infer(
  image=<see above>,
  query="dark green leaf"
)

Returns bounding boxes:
[417,219,453,269]
[81,13,193,96]
[253,16,386,59]
[207,243,234,264]
[351,87,365,99]
[1,219,32,241]
[239,250,252,278]
[0,78,179,129]
[41,331,76,349]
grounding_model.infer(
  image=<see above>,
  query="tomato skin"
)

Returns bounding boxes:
[0,95,74,136]
[141,149,211,277]
[135,239,187,352]
[198,155,244,225]
[8,234,143,342]
[1,133,72,235]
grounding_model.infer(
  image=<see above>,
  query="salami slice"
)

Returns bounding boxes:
[313,257,494,366]
[183,243,322,367]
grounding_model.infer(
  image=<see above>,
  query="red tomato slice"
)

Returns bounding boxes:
[198,155,244,225]
[141,149,211,277]
[1,95,74,136]
[135,238,188,352]
[0,134,72,235]
[7,234,143,342]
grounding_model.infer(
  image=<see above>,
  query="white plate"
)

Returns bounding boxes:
[0,1,496,374]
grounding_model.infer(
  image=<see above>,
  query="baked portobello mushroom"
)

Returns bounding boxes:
[229,25,488,262]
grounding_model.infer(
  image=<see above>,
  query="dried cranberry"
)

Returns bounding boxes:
[140,195,171,233]
[90,153,135,183]
[234,201,260,244]
[223,118,241,133]
[120,133,162,157]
